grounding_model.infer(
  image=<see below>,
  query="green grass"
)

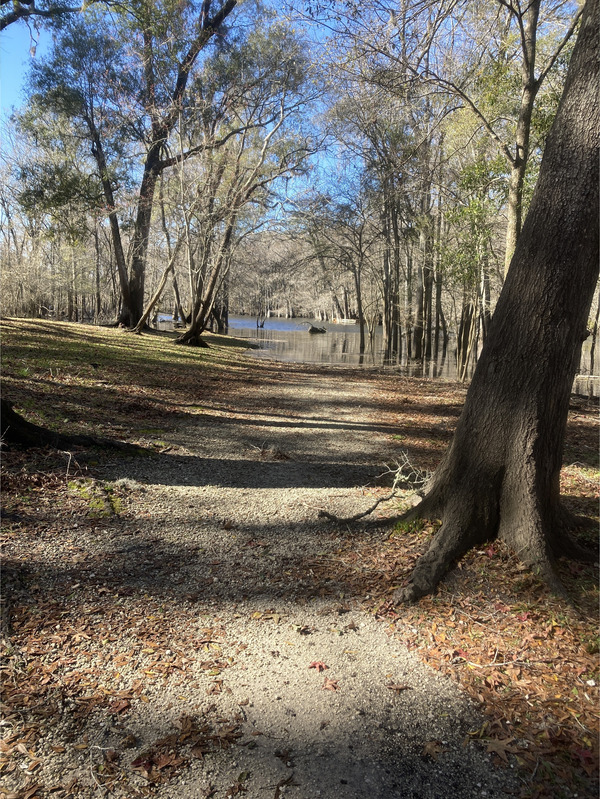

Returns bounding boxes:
[0,318,252,445]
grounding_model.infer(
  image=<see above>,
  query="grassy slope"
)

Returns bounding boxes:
[0,318,253,448]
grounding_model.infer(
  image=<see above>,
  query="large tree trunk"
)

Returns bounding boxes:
[394,0,599,604]
[123,158,161,327]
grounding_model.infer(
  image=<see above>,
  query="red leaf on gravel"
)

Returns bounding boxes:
[322,676,338,691]
[109,698,131,714]
[387,683,410,694]
[309,661,328,672]
[131,755,154,777]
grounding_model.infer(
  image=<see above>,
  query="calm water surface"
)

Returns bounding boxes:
[228,315,465,380]
[157,313,597,392]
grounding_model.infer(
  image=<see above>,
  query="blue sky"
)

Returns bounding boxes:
[1,23,48,115]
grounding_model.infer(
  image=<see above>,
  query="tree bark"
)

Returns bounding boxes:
[123,151,161,327]
[89,128,133,323]
[394,0,599,604]
[131,238,182,335]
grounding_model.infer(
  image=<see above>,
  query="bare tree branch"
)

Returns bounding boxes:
[535,5,583,89]
[1,0,84,32]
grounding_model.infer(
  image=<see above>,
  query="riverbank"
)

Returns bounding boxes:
[1,319,598,799]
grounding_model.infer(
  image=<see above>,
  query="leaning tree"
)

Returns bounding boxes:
[391,0,598,603]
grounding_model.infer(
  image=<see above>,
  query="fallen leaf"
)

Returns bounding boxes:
[295,625,313,635]
[322,676,339,691]
[131,754,153,769]
[422,740,446,761]
[109,698,131,714]
[154,752,182,770]
[387,683,411,694]
[309,661,329,672]
[484,737,518,764]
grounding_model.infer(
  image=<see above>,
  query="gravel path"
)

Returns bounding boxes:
[69,362,521,798]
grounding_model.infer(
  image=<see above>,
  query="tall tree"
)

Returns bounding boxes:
[25,0,237,327]
[168,16,317,344]
[122,0,237,327]
[412,0,583,273]
[393,0,598,603]
[310,0,582,274]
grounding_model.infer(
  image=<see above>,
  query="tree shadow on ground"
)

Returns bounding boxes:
[103,451,384,489]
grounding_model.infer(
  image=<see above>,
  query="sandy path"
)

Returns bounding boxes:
[89,362,520,798]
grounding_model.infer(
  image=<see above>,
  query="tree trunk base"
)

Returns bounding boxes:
[389,487,597,605]
[1,398,139,452]
[174,330,209,347]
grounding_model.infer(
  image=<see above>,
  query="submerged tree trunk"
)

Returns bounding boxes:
[394,0,599,603]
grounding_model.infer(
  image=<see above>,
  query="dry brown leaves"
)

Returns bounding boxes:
[300,385,599,799]
[305,523,598,799]
[0,452,242,797]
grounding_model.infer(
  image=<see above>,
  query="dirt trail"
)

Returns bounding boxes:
[3,361,523,798]
[91,362,521,798]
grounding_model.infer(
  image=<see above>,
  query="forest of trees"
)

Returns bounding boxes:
[0,0,597,372]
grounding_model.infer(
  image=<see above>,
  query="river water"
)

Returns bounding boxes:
[228,315,468,380]
[157,314,598,393]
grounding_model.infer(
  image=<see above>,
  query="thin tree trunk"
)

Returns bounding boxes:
[132,239,183,334]
[412,264,424,361]
[504,1,539,273]
[89,128,132,322]
[176,215,237,345]
[93,224,102,320]
[588,289,599,378]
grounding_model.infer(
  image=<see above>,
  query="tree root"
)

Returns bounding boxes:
[317,453,432,526]
[1,399,142,453]
[174,331,210,347]
[553,507,599,563]
[318,491,398,524]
